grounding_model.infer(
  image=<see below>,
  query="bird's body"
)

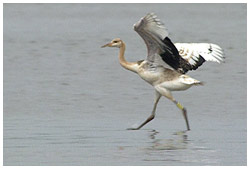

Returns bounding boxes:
[102,13,224,130]
[137,60,200,91]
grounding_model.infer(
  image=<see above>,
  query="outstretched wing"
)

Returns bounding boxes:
[134,13,224,73]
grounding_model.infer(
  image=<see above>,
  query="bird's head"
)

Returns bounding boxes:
[101,38,123,48]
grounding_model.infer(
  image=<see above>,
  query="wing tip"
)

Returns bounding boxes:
[210,43,225,63]
[134,12,169,39]
[146,12,157,17]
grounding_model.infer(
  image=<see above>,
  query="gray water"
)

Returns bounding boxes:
[3,4,247,166]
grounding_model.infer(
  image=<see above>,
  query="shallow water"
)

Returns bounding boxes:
[3,4,246,165]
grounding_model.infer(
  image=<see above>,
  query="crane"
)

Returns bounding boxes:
[101,13,224,130]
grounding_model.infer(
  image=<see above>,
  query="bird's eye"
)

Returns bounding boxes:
[113,41,118,43]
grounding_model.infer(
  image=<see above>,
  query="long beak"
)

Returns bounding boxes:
[101,43,111,48]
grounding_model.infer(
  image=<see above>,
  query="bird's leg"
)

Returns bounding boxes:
[157,87,190,131]
[173,100,190,131]
[127,91,161,130]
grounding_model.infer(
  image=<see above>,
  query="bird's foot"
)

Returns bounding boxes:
[127,127,140,130]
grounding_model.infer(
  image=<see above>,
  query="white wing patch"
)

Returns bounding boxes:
[174,43,225,65]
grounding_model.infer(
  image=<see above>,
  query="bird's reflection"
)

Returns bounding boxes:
[149,129,159,139]
[148,130,189,150]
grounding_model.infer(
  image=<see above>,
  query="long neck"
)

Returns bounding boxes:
[119,42,138,73]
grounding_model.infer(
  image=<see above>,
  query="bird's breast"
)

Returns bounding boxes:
[137,61,162,85]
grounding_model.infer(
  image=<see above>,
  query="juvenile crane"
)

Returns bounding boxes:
[101,13,224,130]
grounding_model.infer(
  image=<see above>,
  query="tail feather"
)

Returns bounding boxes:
[179,75,203,86]
[193,81,204,86]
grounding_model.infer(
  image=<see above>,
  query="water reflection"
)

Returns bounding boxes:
[144,130,220,165]
[148,130,189,150]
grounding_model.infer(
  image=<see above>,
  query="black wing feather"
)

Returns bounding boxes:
[160,37,198,73]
